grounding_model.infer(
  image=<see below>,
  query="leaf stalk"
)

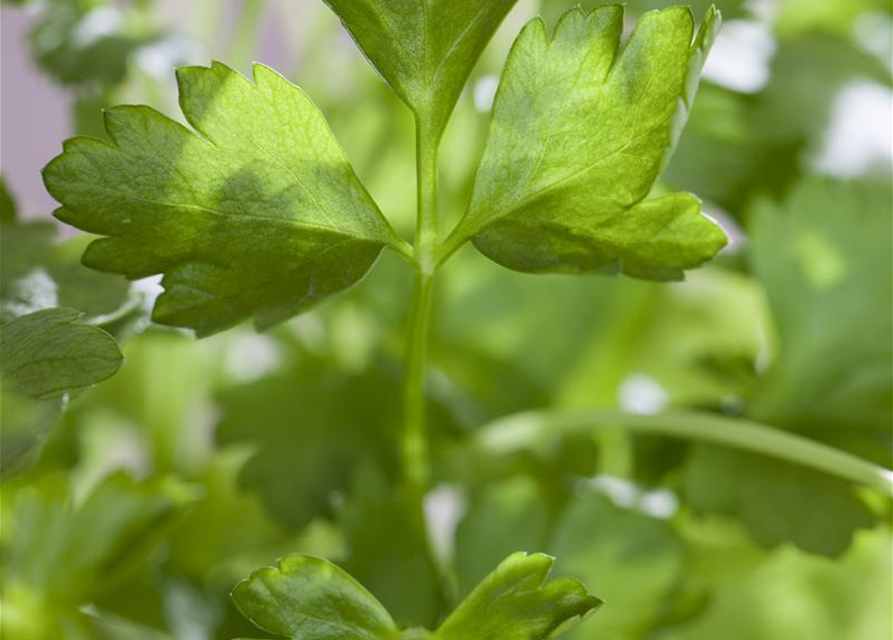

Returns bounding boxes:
[476,408,893,497]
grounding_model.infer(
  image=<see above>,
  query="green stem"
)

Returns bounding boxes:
[401,114,440,503]
[476,408,893,496]
[402,272,435,500]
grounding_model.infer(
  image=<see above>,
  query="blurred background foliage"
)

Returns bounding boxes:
[0,0,891,639]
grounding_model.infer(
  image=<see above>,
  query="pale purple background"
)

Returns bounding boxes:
[0,0,306,218]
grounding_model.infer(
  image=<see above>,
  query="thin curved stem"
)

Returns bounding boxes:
[475,408,893,497]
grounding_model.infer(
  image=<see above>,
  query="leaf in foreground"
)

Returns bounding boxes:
[323,0,520,137]
[435,552,600,640]
[448,6,726,279]
[44,62,402,337]
[231,554,400,640]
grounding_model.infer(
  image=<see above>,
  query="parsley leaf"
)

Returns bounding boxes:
[0,307,122,398]
[231,554,400,640]
[0,219,134,324]
[685,446,874,557]
[0,308,122,475]
[435,551,601,640]
[323,0,520,137]
[749,179,892,445]
[0,472,197,639]
[446,6,726,279]
[43,62,405,337]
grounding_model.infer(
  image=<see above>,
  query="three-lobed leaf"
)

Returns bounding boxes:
[323,0,520,137]
[446,5,726,279]
[44,62,403,337]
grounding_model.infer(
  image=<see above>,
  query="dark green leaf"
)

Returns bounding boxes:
[44,62,404,337]
[0,175,17,223]
[435,551,601,640]
[448,6,726,279]
[0,220,134,324]
[748,179,892,446]
[27,0,161,86]
[0,308,122,475]
[339,468,445,628]
[216,361,401,530]
[231,554,400,640]
[323,0,520,137]
[684,445,874,557]
[0,308,122,398]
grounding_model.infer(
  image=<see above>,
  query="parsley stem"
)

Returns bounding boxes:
[476,409,893,497]
[402,271,434,498]
[401,113,440,503]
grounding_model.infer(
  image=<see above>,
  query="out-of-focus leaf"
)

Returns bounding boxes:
[665,527,893,640]
[749,180,892,451]
[339,468,445,628]
[550,492,685,639]
[322,0,520,137]
[0,472,197,640]
[454,477,551,597]
[435,552,601,640]
[0,219,134,324]
[44,62,404,337]
[216,362,398,530]
[231,554,400,640]
[218,354,457,531]
[28,0,160,86]
[684,446,875,557]
[448,6,726,279]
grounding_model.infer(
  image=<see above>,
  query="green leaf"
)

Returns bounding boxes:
[549,492,685,639]
[0,307,122,398]
[0,175,16,223]
[446,6,726,279]
[748,180,892,445]
[454,477,551,598]
[0,219,134,324]
[231,554,400,640]
[339,468,445,628]
[684,446,875,557]
[2,472,198,606]
[27,0,162,87]
[435,551,600,640]
[44,62,403,337]
[216,361,401,530]
[323,0,520,137]
[0,307,122,475]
